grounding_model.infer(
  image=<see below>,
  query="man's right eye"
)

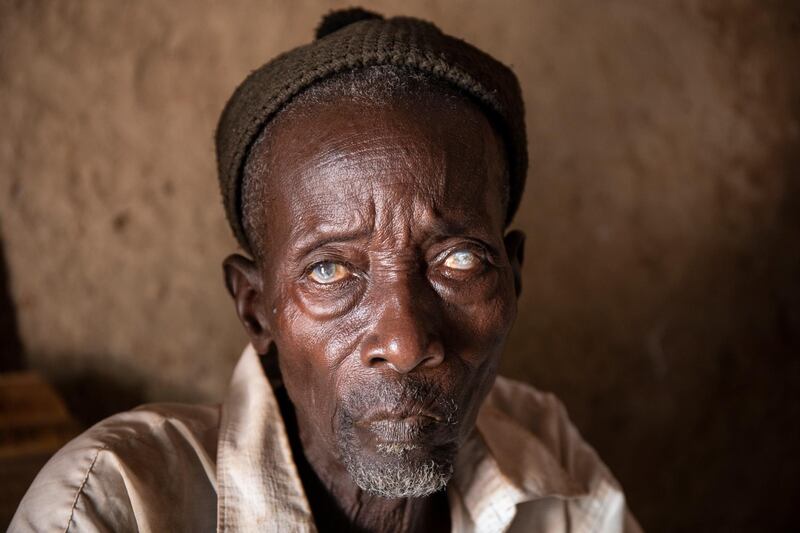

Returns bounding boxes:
[307,261,350,284]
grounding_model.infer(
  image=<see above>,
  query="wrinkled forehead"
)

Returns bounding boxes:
[252,93,508,247]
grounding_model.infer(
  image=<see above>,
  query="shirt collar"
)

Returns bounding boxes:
[216,344,315,532]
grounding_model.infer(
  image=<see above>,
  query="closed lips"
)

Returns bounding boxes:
[367,416,437,442]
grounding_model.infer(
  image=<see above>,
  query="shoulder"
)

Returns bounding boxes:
[484,375,567,428]
[10,403,221,533]
[482,376,643,532]
[483,375,582,452]
[482,376,596,481]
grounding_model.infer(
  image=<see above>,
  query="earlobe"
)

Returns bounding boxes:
[503,230,525,297]
[222,254,273,354]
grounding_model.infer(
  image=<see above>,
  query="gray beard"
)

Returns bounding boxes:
[336,377,459,498]
[342,443,455,498]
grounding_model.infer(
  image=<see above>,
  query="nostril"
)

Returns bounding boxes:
[421,348,445,369]
[368,355,388,367]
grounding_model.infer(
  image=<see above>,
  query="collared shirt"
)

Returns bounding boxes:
[11,345,642,532]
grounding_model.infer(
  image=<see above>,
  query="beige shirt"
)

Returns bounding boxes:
[11,345,641,532]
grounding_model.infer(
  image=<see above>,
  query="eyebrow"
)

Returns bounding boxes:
[289,218,500,262]
[289,228,372,261]
[421,217,499,249]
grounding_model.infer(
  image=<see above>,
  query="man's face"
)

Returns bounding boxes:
[229,93,524,497]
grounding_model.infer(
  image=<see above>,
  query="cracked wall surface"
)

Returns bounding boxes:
[1,1,798,530]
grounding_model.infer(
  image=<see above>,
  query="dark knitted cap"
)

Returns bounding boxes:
[215,8,528,252]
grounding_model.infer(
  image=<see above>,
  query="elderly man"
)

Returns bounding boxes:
[12,9,640,533]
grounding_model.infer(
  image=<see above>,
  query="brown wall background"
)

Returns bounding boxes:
[1,1,798,531]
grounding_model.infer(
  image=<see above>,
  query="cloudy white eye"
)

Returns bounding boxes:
[443,250,480,270]
[308,261,350,284]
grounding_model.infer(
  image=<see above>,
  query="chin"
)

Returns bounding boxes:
[338,416,461,498]
[342,440,458,498]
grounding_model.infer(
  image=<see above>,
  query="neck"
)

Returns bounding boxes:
[266,362,449,532]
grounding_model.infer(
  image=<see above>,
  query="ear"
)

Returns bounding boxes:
[223,254,272,354]
[503,230,525,297]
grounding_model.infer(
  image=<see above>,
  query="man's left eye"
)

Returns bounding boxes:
[443,250,480,270]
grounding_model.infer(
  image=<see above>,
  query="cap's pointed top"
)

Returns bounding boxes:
[315,7,384,39]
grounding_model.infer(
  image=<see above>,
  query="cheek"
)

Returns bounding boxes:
[276,290,368,369]
[440,269,518,362]
[270,289,369,438]
[441,270,517,429]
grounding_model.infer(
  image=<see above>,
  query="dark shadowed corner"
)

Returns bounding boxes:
[604,5,800,529]
[0,225,23,372]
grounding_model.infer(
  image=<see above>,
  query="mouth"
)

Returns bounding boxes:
[365,415,438,443]
[359,407,444,424]
[341,381,461,454]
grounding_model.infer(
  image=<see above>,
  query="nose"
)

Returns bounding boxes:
[359,278,445,374]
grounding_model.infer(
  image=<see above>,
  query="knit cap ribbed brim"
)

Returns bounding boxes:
[215,8,528,253]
